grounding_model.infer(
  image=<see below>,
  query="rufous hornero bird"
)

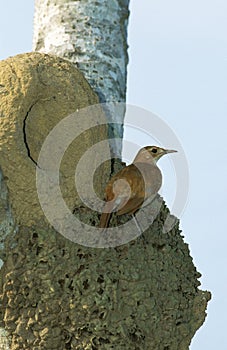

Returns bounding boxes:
[99,146,177,229]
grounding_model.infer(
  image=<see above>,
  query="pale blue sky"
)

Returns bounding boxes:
[0,1,226,349]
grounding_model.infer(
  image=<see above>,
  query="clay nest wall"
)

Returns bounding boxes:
[0,53,211,350]
[0,52,110,227]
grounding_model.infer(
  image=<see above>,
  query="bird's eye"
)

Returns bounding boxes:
[151,148,157,153]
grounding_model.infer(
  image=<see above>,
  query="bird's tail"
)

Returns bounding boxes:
[99,212,111,228]
[99,202,113,228]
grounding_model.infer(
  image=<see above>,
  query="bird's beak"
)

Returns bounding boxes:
[164,148,177,154]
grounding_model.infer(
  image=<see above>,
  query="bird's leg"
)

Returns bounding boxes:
[132,214,142,235]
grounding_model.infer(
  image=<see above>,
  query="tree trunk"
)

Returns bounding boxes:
[33,0,129,157]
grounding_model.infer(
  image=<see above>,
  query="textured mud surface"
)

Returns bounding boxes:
[0,53,211,349]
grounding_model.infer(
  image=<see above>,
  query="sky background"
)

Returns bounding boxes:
[0,1,226,349]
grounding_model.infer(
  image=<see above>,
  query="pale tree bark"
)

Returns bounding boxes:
[0,1,211,349]
[33,0,129,157]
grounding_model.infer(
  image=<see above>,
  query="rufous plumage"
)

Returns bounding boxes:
[99,146,177,228]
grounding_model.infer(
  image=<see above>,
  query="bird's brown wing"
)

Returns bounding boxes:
[105,164,146,215]
[99,162,161,227]
[99,165,143,228]
[116,196,145,215]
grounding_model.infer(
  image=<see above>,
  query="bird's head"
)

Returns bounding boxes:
[133,146,177,164]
